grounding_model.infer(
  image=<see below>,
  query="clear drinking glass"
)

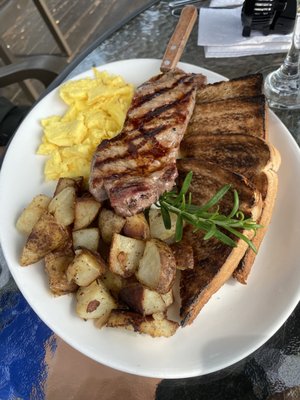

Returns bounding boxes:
[264,1,300,109]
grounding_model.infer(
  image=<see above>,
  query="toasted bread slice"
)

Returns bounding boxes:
[177,158,262,326]
[180,133,278,182]
[184,74,280,286]
[180,130,280,285]
[180,229,249,327]
[187,96,267,139]
[196,74,263,103]
[233,169,278,284]
[177,158,262,218]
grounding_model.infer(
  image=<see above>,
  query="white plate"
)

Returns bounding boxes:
[1,59,300,379]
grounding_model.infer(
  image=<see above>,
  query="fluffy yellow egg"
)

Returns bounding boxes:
[37,69,134,182]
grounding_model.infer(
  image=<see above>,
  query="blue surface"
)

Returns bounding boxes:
[0,287,55,400]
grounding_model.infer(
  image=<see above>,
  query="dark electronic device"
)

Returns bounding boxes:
[241,0,297,37]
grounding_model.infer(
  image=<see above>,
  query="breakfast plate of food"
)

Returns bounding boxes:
[1,57,300,379]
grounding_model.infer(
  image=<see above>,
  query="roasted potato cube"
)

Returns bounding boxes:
[106,310,179,337]
[102,270,125,297]
[66,248,106,286]
[123,213,150,240]
[149,208,178,243]
[16,194,51,235]
[74,194,101,230]
[136,239,176,294]
[109,233,145,278]
[72,228,100,252]
[48,186,76,226]
[120,283,173,315]
[44,250,77,295]
[170,242,194,270]
[161,289,174,308]
[54,176,83,196]
[76,279,116,319]
[98,208,126,243]
[20,212,69,266]
[94,312,113,329]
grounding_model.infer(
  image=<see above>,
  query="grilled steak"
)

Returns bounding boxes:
[89,69,206,216]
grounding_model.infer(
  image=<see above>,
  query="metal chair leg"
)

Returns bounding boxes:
[0,40,15,65]
[0,39,37,101]
[32,0,72,57]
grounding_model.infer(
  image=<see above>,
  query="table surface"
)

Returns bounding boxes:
[1,1,299,399]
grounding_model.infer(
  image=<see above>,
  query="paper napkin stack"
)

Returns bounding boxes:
[198,5,292,58]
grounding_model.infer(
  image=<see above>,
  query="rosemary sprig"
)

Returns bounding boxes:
[156,171,262,253]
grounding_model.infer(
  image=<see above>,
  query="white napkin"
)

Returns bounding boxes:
[198,6,292,58]
[209,0,243,7]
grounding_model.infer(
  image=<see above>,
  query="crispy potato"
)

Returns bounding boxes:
[106,310,179,337]
[170,242,194,270]
[74,194,101,230]
[16,194,51,235]
[102,270,126,297]
[136,239,176,294]
[48,186,76,226]
[120,283,173,315]
[76,279,116,319]
[54,176,84,196]
[109,233,145,278]
[44,250,77,295]
[161,289,174,308]
[66,248,106,286]
[98,208,126,243]
[20,212,69,266]
[148,208,178,243]
[72,228,100,252]
[94,312,114,329]
[123,213,150,240]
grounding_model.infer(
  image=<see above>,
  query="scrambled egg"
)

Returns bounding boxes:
[37,68,134,181]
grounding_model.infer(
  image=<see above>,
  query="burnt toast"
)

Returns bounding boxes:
[187,96,267,139]
[180,133,279,182]
[177,73,280,324]
[177,158,263,326]
[196,73,263,103]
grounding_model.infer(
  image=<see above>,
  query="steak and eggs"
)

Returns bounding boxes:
[89,69,206,217]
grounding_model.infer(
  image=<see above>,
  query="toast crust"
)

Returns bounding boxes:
[180,231,251,326]
[233,169,279,284]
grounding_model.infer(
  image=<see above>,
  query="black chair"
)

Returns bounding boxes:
[0,0,71,102]
[0,43,67,102]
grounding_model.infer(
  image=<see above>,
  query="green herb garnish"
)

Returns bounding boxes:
[157,171,261,253]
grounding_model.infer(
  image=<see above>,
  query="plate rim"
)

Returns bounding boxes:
[1,58,300,379]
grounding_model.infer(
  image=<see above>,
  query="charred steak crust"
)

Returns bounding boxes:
[89,69,206,216]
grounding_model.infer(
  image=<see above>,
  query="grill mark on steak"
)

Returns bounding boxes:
[92,108,185,165]
[89,69,206,216]
[130,90,193,125]
[93,125,166,168]
[93,143,170,179]
[93,101,190,168]
[131,74,197,109]
[92,128,172,177]
[108,164,178,216]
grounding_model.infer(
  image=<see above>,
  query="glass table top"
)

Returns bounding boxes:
[0,1,299,398]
